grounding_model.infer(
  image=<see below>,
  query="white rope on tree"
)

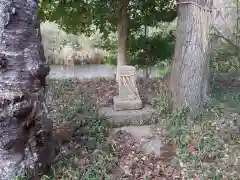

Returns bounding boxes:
[177,1,212,12]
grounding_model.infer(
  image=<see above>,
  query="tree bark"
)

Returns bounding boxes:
[116,0,129,81]
[144,24,151,78]
[169,0,213,116]
[0,0,55,179]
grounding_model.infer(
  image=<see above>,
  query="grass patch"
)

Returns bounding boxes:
[156,67,170,78]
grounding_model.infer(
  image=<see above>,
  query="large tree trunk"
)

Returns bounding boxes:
[116,0,129,81]
[169,0,213,116]
[0,0,55,179]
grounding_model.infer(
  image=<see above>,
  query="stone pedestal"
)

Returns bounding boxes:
[114,65,142,111]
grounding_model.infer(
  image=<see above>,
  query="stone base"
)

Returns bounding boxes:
[113,96,142,111]
[99,105,155,127]
[110,125,163,157]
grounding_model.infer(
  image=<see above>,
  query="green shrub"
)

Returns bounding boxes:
[210,42,240,75]
[102,29,175,72]
[152,92,171,117]
[128,30,175,69]
[101,34,117,65]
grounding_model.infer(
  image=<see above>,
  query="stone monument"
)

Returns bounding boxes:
[113,65,143,110]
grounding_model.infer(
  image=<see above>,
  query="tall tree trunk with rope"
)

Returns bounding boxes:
[0,0,56,179]
[169,0,213,116]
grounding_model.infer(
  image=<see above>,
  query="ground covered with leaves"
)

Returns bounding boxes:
[113,130,181,179]
[43,77,183,180]
[154,79,240,179]
[42,77,240,180]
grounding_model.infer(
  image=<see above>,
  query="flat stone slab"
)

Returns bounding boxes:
[113,96,142,111]
[99,105,155,127]
[110,125,163,156]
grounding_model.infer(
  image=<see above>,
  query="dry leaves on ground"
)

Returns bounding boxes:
[113,130,181,180]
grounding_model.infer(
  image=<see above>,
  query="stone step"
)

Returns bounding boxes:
[99,105,155,127]
[110,125,163,156]
[109,125,178,164]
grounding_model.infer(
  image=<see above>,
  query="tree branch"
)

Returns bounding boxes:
[211,26,240,50]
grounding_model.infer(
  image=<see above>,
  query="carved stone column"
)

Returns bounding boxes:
[113,65,142,110]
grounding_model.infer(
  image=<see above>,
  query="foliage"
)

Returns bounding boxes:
[39,0,177,37]
[101,34,118,65]
[39,0,93,35]
[103,24,176,71]
[210,41,240,75]
[39,0,177,69]
[152,92,171,118]
[128,28,175,69]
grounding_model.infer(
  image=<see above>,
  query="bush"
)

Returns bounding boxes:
[210,42,240,75]
[102,23,176,75]
[128,29,175,68]
[101,33,118,65]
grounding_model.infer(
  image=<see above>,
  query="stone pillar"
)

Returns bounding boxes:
[113,65,143,110]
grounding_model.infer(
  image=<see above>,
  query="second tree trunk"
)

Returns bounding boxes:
[169,0,213,116]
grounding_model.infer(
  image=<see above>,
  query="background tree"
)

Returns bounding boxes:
[128,26,176,77]
[169,0,213,116]
[0,0,55,179]
[102,22,176,77]
[39,0,177,79]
